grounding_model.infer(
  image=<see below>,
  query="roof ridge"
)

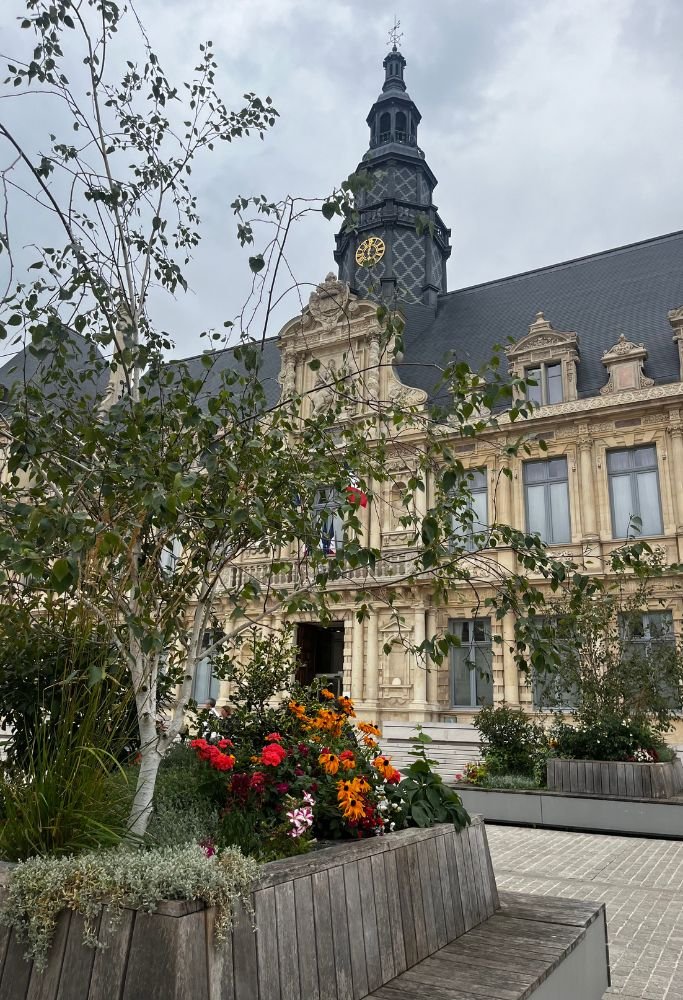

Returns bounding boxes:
[445,229,683,297]
[170,333,279,366]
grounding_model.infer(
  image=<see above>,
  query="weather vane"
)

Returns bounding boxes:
[388,15,403,51]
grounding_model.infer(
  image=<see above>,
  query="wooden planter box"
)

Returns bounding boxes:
[0,819,498,1000]
[547,756,683,799]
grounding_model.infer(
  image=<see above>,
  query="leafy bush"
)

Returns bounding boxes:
[551,716,669,762]
[481,773,541,790]
[476,704,549,778]
[388,730,469,829]
[455,761,488,786]
[0,842,258,970]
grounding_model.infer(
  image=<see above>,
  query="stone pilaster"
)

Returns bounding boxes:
[577,426,599,539]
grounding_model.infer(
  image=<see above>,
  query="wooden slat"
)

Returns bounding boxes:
[56,913,99,1000]
[616,763,627,798]
[274,881,299,1000]
[293,877,320,1000]
[416,839,438,951]
[451,824,474,933]
[460,827,481,928]
[26,910,71,1000]
[312,870,337,1000]
[232,899,259,1000]
[640,764,653,798]
[255,888,280,1000]
[405,843,428,961]
[88,908,135,1000]
[382,851,407,976]
[206,906,234,1000]
[600,760,611,796]
[443,831,465,939]
[328,866,354,1000]
[471,824,495,920]
[624,762,635,799]
[426,838,447,949]
[435,835,456,941]
[0,929,33,1000]
[357,857,381,994]
[369,855,395,986]
[632,763,644,797]
[343,862,369,1000]
[393,847,417,972]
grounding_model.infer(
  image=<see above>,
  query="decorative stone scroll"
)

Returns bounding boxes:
[307,271,352,329]
[600,333,654,395]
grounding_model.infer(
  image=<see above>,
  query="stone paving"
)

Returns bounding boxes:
[486,824,683,999]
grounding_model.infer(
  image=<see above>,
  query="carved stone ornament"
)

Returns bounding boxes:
[388,378,428,409]
[600,333,654,395]
[307,272,351,329]
[505,312,579,364]
[310,357,355,419]
[668,306,683,381]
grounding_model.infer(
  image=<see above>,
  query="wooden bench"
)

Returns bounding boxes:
[368,891,610,1000]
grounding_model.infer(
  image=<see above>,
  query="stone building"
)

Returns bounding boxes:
[216,46,683,740]
[3,47,683,749]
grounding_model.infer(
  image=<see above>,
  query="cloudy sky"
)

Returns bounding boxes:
[2,0,682,358]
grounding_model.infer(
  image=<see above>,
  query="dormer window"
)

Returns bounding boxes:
[506,312,580,406]
[525,362,563,405]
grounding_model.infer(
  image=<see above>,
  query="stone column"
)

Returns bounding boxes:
[578,427,599,539]
[495,452,513,525]
[669,411,683,533]
[365,608,379,706]
[369,479,381,550]
[351,613,364,702]
[414,469,428,524]
[426,608,439,706]
[502,611,519,705]
[410,603,428,712]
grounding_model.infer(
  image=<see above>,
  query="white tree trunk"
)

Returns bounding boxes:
[127,718,164,839]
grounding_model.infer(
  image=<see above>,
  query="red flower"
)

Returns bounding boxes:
[250,772,266,792]
[260,743,287,767]
[294,766,304,776]
[217,738,234,749]
[265,732,283,743]
[275,782,290,794]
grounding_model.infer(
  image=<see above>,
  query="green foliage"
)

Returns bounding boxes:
[0,842,258,971]
[145,745,223,849]
[391,729,469,829]
[480,773,541,790]
[551,716,669,762]
[0,678,136,861]
[476,703,550,778]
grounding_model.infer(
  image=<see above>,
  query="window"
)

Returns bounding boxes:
[192,632,221,704]
[449,618,493,707]
[529,618,579,709]
[607,445,663,538]
[620,611,680,709]
[313,487,344,556]
[525,362,563,405]
[524,458,571,544]
[453,468,488,552]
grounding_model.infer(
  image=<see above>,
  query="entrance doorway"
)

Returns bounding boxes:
[295,622,345,695]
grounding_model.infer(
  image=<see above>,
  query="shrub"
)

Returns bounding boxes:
[551,716,669,762]
[481,773,541,790]
[476,704,549,778]
[0,842,258,971]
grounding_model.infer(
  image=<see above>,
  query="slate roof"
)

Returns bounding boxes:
[0,330,108,407]
[399,229,683,402]
[2,231,682,413]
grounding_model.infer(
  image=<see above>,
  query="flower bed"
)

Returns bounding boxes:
[0,820,498,1000]
[547,756,683,798]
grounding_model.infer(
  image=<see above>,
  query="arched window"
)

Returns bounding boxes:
[395,111,407,142]
[379,112,391,143]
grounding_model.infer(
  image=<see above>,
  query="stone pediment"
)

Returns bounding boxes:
[505,312,579,362]
[600,333,654,395]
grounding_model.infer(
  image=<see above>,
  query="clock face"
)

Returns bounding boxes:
[355,236,386,268]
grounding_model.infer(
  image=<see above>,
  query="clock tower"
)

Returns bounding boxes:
[334,45,451,308]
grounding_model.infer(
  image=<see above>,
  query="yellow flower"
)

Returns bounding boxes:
[340,756,356,771]
[363,735,379,749]
[320,688,335,700]
[288,700,306,718]
[358,721,382,737]
[350,776,370,795]
[319,752,340,775]
[336,695,356,717]
[372,755,395,780]
[336,779,354,800]
[341,796,365,822]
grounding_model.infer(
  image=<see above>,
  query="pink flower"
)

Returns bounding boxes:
[287,805,314,838]
[275,782,290,795]
[265,732,283,743]
[303,791,315,807]
[455,773,463,781]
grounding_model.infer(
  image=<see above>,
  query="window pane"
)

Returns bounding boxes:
[546,364,563,404]
[635,471,662,535]
[548,481,570,543]
[610,473,634,538]
[474,646,493,706]
[526,368,542,405]
[648,612,673,641]
[548,457,568,481]
[193,657,211,703]
[526,483,547,538]
[524,460,547,484]
[607,450,631,474]
[469,468,487,490]
[633,445,657,469]
[471,488,488,532]
[473,619,490,643]
[451,647,474,705]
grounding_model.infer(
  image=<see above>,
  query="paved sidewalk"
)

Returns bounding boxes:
[486,825,683,999]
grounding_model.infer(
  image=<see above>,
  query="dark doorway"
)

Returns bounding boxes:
[295,623,345,695]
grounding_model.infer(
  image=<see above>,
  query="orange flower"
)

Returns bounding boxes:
[340,796,365,822]
[319,751,340,775]
[288,700,306,718]
[350,776,370,795]
[320,688,335,700]
[310,708,344,738]
[362,735,379,749]
[336,695,356,717]
[372,755,395,780]
[336,779,354,800]
[339,749,356,771]
[358,721,382,737]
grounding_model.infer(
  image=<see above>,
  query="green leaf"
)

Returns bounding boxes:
[248,254,265,273]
